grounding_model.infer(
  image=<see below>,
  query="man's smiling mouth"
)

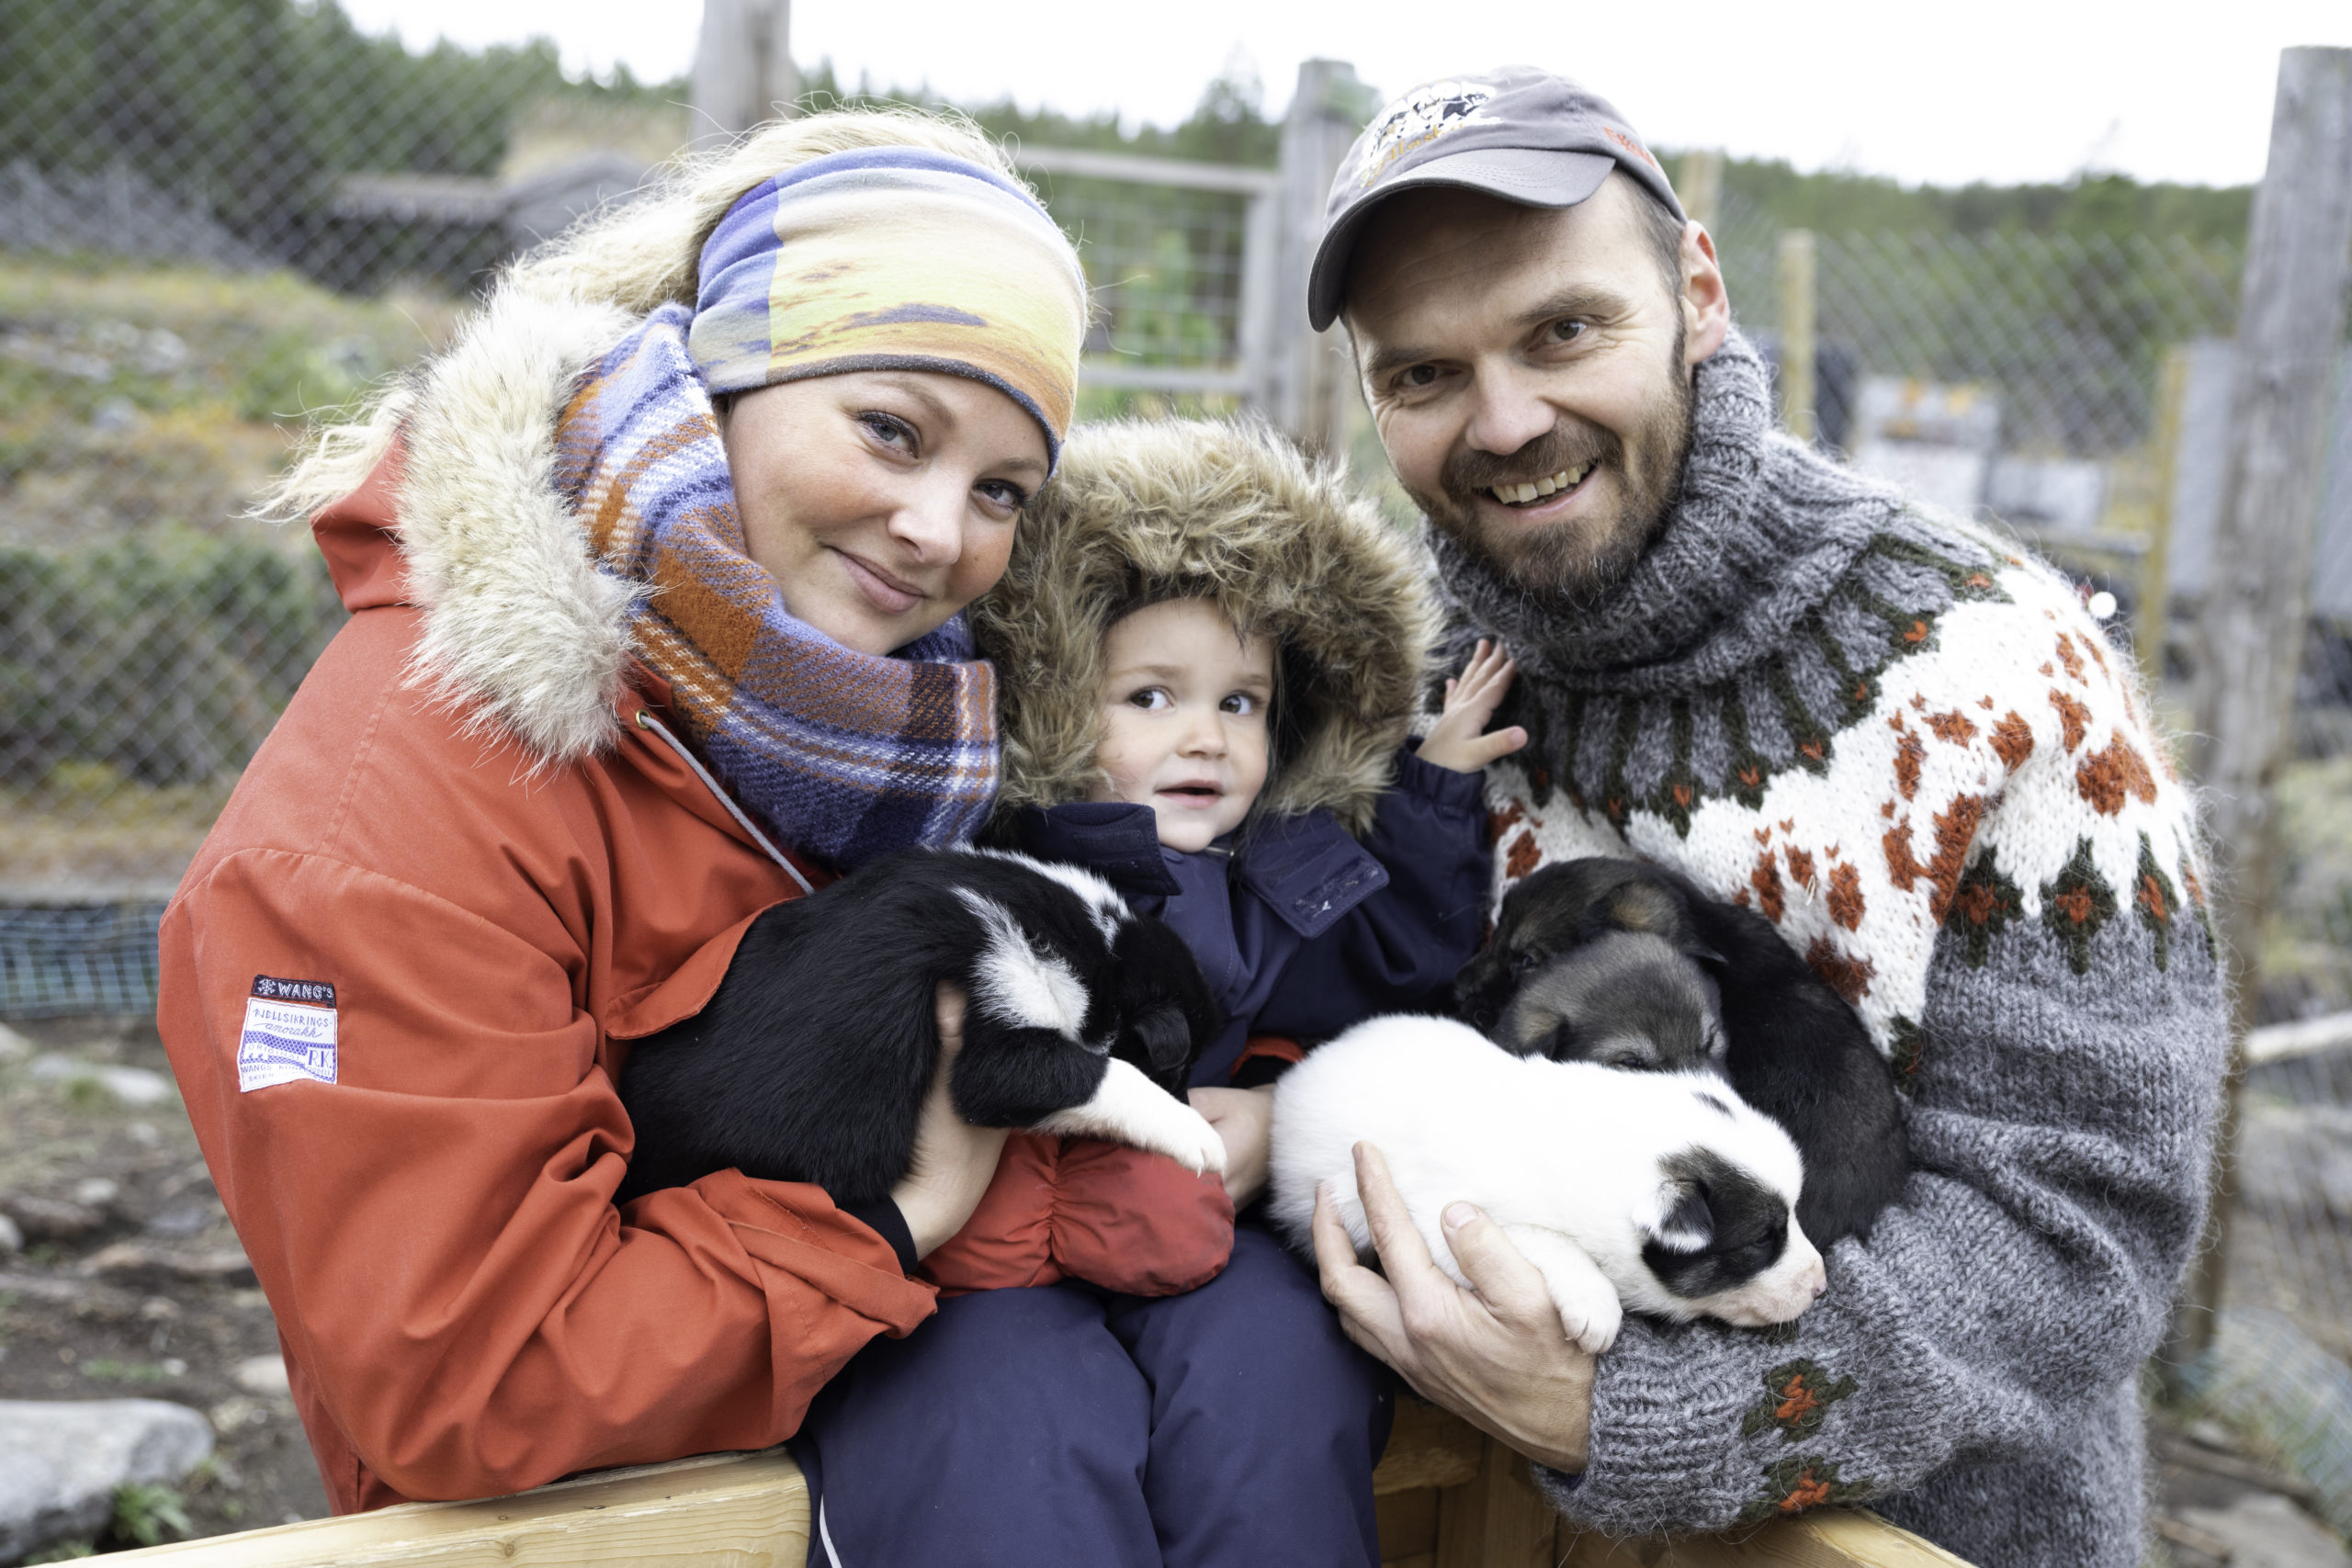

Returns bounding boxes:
[1487,462,1593,508]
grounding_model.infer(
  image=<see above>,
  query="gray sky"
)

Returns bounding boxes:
[339,0,2352,189]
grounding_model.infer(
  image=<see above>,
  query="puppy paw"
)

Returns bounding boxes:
[1500,1224,1623,1356]
[1033,1059,1227,1175]
[1563,1297,1622,1355]
[1165,1107,1229,1176]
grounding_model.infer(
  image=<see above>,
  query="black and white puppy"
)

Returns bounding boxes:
[616,847,1226,1207]
[1453,857,1908,1246]
[1267,1015,1826,1352]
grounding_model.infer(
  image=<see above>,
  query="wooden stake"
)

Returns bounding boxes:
[1778,230,1817,442]
[2167,45,2352,1378]
[2137,345,2189,694]
[1679,148,1724,233]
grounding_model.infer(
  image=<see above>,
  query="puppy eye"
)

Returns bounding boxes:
[1510,950,1542,976]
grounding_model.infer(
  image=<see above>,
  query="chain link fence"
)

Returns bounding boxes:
[6,0,2352,1531]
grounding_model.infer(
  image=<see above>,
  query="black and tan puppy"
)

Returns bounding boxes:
[1456,857,1908,1245]
[616,847,1225,1207]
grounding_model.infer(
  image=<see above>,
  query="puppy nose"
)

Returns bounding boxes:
[1804,1258,1828,1298]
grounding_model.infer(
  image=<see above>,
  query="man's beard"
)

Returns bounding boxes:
[1410,327,1696,607]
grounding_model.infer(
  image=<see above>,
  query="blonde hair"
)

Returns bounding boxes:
[261,106,1041,525]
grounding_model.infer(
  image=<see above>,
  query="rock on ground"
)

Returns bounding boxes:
[2177,1494,2352,1568]
[0,1397,213,1562]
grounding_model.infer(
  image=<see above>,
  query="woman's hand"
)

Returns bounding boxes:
[1418,639,1526,773]
[1190,1085,1275,1207]
[891,984,1014,1259]
[1314,1141,1594,1472]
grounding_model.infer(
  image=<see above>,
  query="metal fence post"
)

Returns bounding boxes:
[1777,229,1817,442]
[2165,45,2352,1382]
[692,0,798,148]
[1257,58,1363,455]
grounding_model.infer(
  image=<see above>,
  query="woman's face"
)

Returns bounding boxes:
[723,370,1050,655]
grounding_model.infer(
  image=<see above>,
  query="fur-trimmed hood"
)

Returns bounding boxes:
[968,420,1440,836]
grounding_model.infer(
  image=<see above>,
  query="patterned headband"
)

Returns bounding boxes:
[689,147,1088,468]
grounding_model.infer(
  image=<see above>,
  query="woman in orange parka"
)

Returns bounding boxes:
[156,107,1237,1514]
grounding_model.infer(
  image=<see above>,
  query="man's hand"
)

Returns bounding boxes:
[1190,1085,1275,1207]
[892,984,1014,1259]
[1417,639,1527,773]
[1314,1141,1594,1472]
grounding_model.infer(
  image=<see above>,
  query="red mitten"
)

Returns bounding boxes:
[920,1133,1236,1298]
[920,1132,1066,1293]
[1049,1139,1235,1297]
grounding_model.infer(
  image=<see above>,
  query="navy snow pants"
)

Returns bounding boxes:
[792,1223,1392,1567]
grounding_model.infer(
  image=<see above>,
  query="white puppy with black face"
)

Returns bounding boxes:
[1267,1016,1826,1353]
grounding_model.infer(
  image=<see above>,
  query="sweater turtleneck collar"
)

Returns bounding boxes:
[1428,326,1904,691]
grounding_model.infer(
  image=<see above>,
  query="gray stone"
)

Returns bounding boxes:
[2177,1495,2352,1568]
[0,1194,100,1242]
[0,1023,28,1064]
[0,1398,212,1562]
[25,1054,174,1108]
[0,1214,19,1256]
[232,1354,289,1399]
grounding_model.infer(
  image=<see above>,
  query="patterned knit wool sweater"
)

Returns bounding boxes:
[1437,330,2229,1568]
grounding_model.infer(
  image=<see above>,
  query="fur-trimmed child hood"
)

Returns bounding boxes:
[967,419,1441,837]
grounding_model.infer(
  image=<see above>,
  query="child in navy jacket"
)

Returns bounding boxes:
[793,420,1523,1568]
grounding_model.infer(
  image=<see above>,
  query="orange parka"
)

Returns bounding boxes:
[157,286,1229,1513]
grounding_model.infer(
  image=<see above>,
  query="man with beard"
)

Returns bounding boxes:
[1304,69,2227,1568]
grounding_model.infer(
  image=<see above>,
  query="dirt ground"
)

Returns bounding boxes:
[0,1012,329,1555]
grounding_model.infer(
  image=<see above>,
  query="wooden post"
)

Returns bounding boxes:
[1258,58,1364,456]
[1778,229,1817,442]
[2137,345,2190,694]
[1679,148,1724,233]
[1433,1434,1561,1568]
[2165,45,2352,1380]
[692,0,798,148]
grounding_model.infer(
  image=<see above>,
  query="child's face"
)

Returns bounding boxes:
[1091,598,1274,853]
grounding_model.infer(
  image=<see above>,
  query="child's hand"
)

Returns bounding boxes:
[1418,640,1527,773]
[1190,1086,1274,1207]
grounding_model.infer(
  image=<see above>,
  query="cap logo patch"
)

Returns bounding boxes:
[1601,124,1663,175]
[1355,81,1498,188]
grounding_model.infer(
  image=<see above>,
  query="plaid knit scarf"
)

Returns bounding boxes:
[555,304,999,869]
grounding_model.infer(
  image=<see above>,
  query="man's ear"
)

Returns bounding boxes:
[1679,223,1730,366]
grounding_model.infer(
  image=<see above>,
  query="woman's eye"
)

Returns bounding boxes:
[860,412,915,452]
[1549,319,1588,344]
[1125,688,1172,711]
[975,479,1028,513]
[1220,693,1258,716]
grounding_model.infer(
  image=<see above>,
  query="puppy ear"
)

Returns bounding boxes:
[1603,880,1685,938]
[1650,1180,1714,1254]
[1683,940,1729,969]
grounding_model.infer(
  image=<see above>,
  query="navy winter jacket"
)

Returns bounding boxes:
[1009,746,1492,1087]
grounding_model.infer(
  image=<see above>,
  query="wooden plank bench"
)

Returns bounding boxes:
[110,1398,1968,1566]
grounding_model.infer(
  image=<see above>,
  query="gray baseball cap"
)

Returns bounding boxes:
[1307,67,1687,331]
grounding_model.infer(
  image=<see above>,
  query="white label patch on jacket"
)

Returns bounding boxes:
[237,976,338,1091]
